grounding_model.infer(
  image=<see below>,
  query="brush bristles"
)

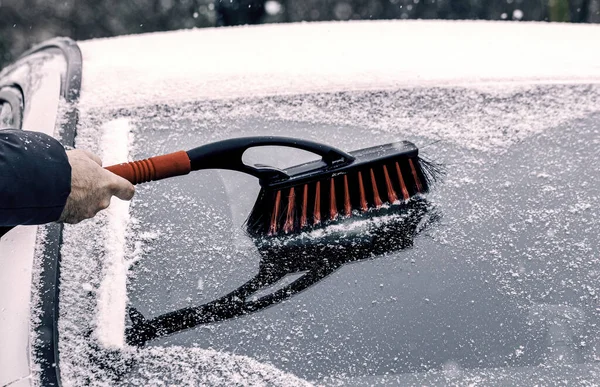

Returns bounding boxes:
[246,156,441,237]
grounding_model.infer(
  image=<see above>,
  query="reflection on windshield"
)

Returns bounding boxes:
[126,198,438,346]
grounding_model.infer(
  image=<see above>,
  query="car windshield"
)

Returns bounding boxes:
[53,84,600,385]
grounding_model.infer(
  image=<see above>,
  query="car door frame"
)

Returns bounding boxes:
[0,37,81,387]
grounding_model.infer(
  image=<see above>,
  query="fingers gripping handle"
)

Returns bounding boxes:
[105,150,191,185]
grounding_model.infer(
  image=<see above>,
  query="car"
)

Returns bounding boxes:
[2,19,600,386]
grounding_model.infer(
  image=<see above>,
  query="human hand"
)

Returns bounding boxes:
[59,149,135,224]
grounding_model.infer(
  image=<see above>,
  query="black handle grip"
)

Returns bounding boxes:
[186,136,355,182]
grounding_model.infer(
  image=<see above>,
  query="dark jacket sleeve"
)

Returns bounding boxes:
[0,129,71,226]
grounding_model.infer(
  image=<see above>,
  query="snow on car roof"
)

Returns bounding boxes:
[78,20,600,108]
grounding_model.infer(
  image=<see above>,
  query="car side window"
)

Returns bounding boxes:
[0,87,24,130]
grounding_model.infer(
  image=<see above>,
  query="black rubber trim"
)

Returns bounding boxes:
[24,38,82,387]
[35,223,64,387]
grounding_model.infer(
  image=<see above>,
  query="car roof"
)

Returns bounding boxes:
[77,20,600,109]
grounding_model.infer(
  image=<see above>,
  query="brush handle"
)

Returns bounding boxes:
[106,137,354,185]
[105,150,191,185]
[186,136,355,182]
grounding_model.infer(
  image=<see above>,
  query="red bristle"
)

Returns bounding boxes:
[300,184,308,228]
[370,169,383,208]
[343,175,351,216]
[358,171,368,211]
[382,165,398,203]
[269,190,282,235]
[283,187,295,233]
[409,158,423,192]
[330,178,338,220]
[395,162,410,201]
[313,181,321,225]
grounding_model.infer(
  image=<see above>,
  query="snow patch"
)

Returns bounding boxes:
[95,118,133,348]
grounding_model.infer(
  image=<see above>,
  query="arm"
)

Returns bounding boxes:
[0,129,71,226]
[0,129,135,228]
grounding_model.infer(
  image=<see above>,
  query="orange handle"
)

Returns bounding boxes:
[105,150,191,185]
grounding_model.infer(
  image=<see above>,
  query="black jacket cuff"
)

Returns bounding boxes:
[0,129,71,226]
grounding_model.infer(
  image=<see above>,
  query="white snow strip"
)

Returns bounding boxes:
[78,20,600,109]
[95,118,132,349]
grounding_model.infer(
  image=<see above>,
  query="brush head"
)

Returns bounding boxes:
[245,141,442,240]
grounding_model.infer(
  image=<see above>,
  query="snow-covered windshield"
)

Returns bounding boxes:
[54,85,600,385]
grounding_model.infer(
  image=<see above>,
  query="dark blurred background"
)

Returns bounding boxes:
[1,0,599,68]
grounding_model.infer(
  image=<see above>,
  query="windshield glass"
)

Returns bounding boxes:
[54,85,600,385]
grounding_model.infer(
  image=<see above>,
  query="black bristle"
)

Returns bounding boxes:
[245,142,443,239]
[416,156,445,189]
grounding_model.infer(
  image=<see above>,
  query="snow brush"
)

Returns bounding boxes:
[105,136,441,240]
